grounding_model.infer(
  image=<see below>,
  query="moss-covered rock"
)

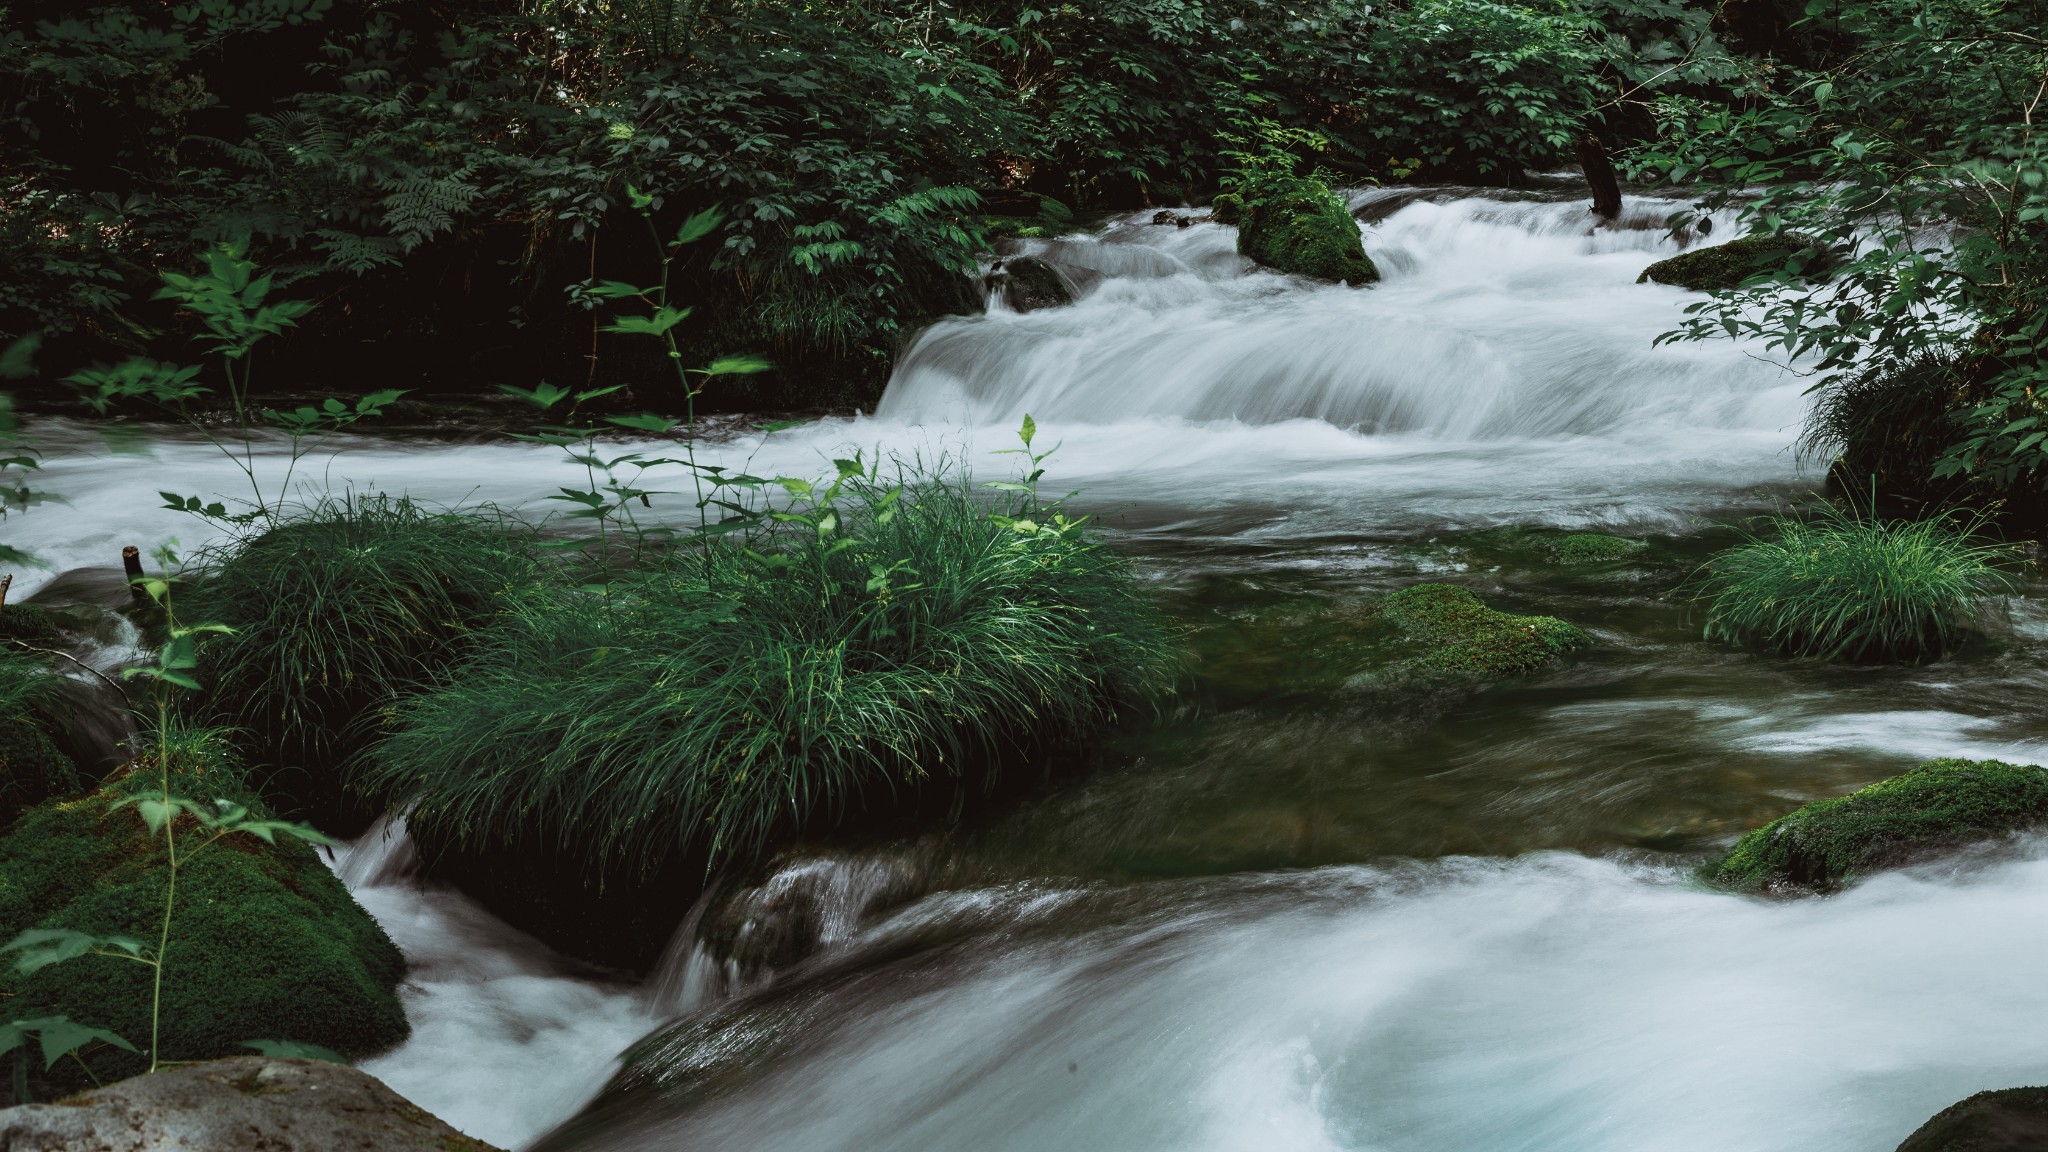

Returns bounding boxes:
[1637,232,1836,291]
[991,257,1072,312]
[0,746,408,1093]
[1895,1085,2048,1152]
[1209,192,1242,225]
[1231,175,1379,285]
[1707,758,2048,892]
[0,712,80,829]
[1375,584,1589,675]
[0,606,65,647]
[1551,533,1645,564]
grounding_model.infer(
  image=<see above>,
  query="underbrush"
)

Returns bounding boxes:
[1694,499,2014,663]
[185,495,536,831]
[0,647,78,826]
[367,466,1177,876]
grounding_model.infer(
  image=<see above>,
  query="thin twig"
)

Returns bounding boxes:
[4,639,127,697]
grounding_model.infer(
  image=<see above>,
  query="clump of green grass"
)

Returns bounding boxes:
[366,469,1178,873]
[1376,583,1588,675]
[1708,758,2048,892]
[185,494,536,829]
[1552,533,1644,564]
[1693,500,2013,663]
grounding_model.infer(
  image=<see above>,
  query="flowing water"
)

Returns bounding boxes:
[14,189,2048,1151]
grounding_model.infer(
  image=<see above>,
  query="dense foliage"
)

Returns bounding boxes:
[1693,500,2013,663]
[368,465,1176,876]
[1631,0,2048,522]
[2,0,1731,406]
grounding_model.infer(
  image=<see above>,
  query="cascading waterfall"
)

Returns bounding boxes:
[9,191,1903,1152]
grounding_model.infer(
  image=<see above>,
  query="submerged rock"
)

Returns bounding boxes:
[1230,175,1379,285]
[988,257,1073,312]
[1550,533,1645,564]
[1637,233,1835,291]
[1895,1085,2048,1152]
[0,1056,501,1151]
[0,763,408,1096]
[1375,584,1588,675]
[1708,758,2048,893]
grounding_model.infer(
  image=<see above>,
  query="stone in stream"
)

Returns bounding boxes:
[1636,232,1836,291]
[1707,758,2048,893]
[1226,174,1379,285]
[0,1056,502,1151]
[1894,1085,2048,1152]
[1373,583,1588,676]
[1549,533,1645,564]
[986,257,1073,312]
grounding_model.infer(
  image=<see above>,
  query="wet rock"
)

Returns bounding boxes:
[1895,1085,2048,1151]
[1374,584,1587,675]
[987,257,1073,312]
[1637,232,1836,291]
[1707,758,2048,893]
[0,1056,501,1151]
[1230,175,1379,285]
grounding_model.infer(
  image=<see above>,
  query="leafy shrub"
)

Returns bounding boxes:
[1708,758,2048,892]
[1376,584,1588,674]
[0,725,407,1092]
[1229,174,1379,284]
[368,465,1177,873]
[185,495,536,831]
[1693,500,2013,663]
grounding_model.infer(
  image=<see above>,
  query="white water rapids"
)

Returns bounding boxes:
[19,192,2035,1152]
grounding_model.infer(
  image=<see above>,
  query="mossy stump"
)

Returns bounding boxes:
[0,768,408,1096]
[1707,758,2048,893]
[1376,584,1588,675]
[1637,233,1835,291]
[1230,175,1379,285]
[1895,1085,2048,1152]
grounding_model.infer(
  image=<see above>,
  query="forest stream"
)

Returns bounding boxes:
[17,191,2048,1152]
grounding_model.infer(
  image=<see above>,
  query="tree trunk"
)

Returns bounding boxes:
[1575,133,1622,222]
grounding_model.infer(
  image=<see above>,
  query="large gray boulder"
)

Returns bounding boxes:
[0,1056,499,1152]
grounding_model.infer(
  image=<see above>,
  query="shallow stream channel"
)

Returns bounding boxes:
[18,189,2048,1151]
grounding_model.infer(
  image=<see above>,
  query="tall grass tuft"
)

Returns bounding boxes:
[366,466,1178,874]
[185,495,536,829]
[1694,498,2014,663]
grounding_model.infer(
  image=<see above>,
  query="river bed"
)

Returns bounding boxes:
[13,190,2047,1151]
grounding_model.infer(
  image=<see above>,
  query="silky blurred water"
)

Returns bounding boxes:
[17,193,2038,1152]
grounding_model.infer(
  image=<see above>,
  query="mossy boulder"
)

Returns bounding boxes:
[1707,758,2048,892]
[990,257,1072,312]
[1895,1085,2048,1152]
[0,607,65,647]
[0,712,80,829]
[0,757,408,1094]
[1376,584,1589,675]
[1230,175,1378,285]
[1637,232,1835,291]
[1551,533,1645,564]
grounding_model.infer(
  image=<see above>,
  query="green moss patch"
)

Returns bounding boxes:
[1551,534,1645,564]
[1895,1085,2048,1152]
[1231,175,1379,285]
[1637,233,1835,291]
[1707,758,2048,893]
[1375,583,1589,675]
[0,752,408,1089]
